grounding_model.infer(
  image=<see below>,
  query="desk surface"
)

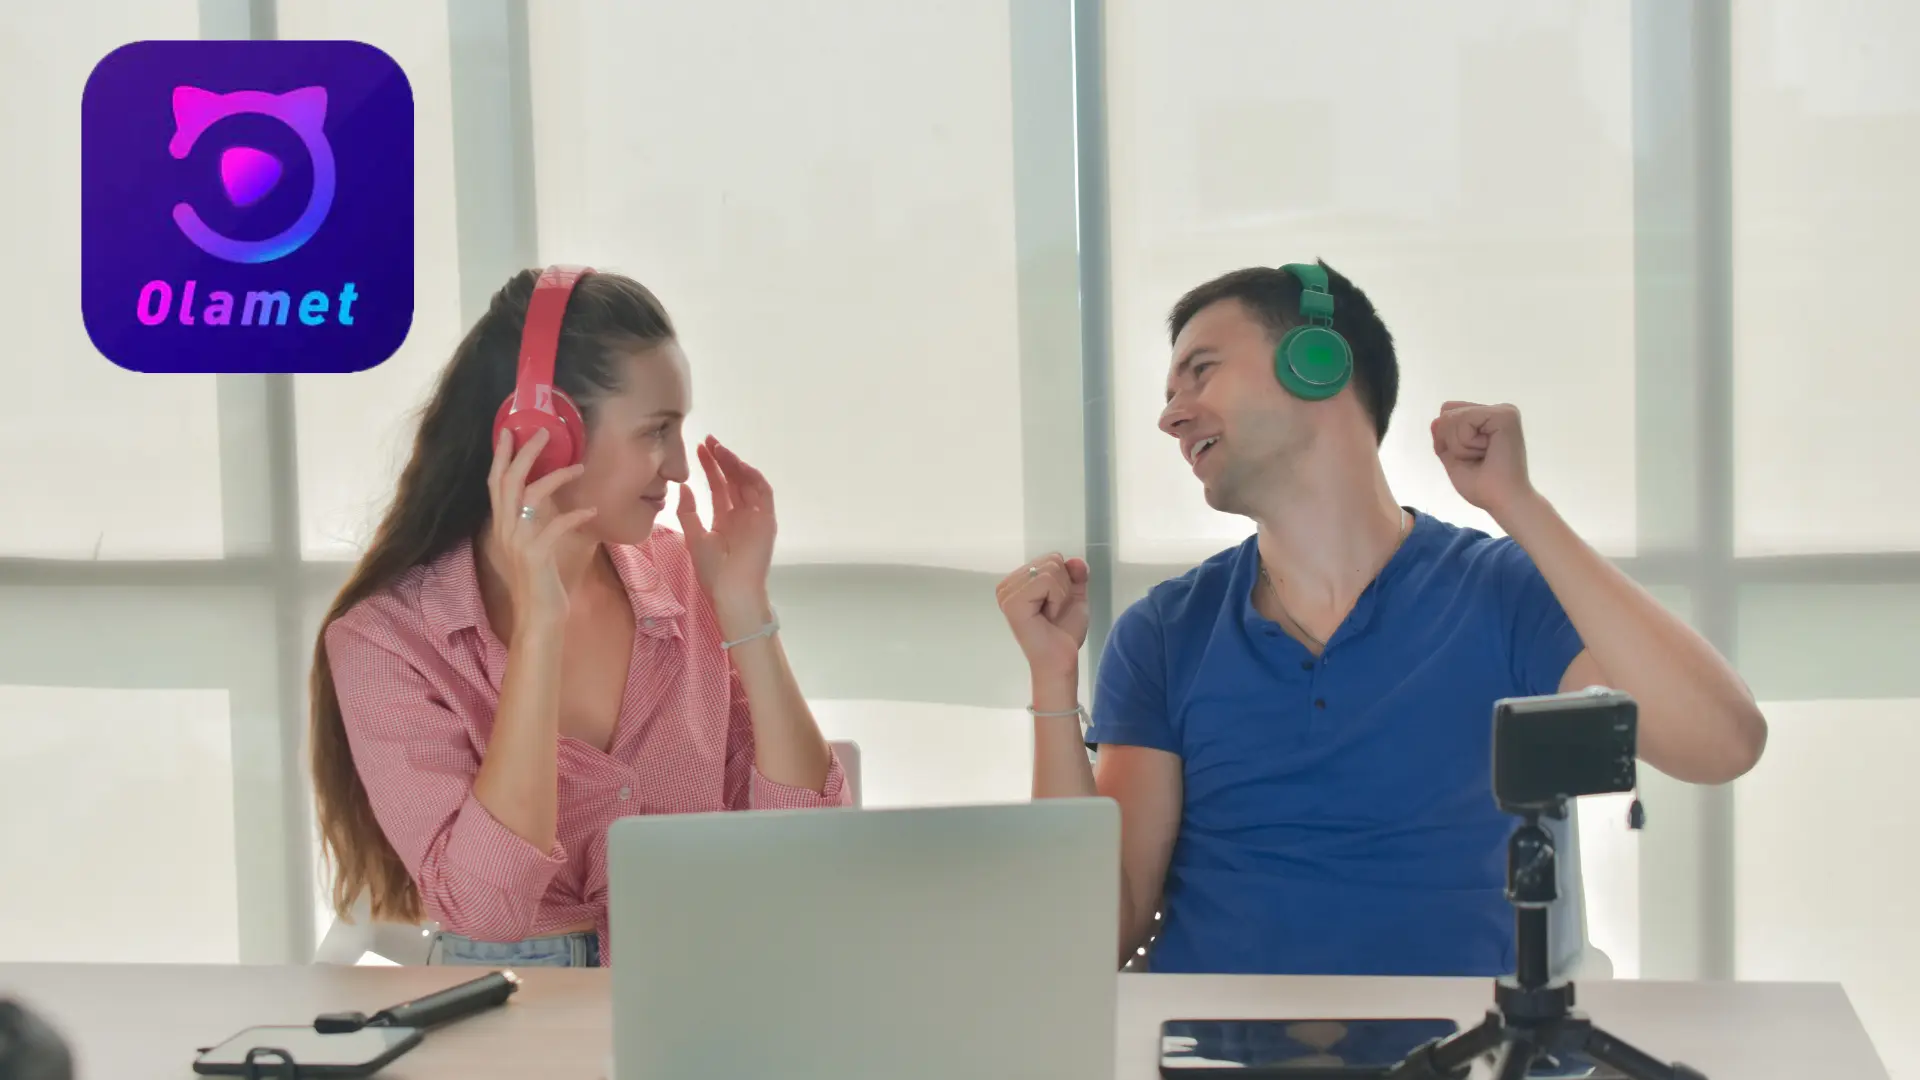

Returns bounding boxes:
[0,963,1890,1080]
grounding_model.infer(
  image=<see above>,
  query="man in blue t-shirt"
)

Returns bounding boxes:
[996,261,1768,976]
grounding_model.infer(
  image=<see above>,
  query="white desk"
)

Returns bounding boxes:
[0,963,1890,1079]
[1121,974,1889,1078]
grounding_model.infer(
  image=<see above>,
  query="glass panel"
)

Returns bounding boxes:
[1738,583,1920,702]
[1734,699,1918,1077]
[0,581,300,960]
[1732,1,1920,555]
[526,1,1027,570]
[0,685,238,962]
[0,0,225,559]
[1107,0,1638,564]
[283,0,464,559]
[810,700,1031,809]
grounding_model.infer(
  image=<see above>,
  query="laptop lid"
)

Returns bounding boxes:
[607,798,1120,1080]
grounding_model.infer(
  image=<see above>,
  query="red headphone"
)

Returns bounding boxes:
[492,265,594,483]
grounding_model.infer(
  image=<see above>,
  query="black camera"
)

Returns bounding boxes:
[1383,690,1697,1080]
[1491,686,1637,814]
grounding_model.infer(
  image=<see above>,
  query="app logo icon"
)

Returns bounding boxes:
[83,40,414,374]
[171,86,336,264]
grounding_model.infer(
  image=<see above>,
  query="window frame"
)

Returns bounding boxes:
[4,0,1916,971]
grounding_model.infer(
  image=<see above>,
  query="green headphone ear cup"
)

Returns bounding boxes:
[1275,325,1352,401]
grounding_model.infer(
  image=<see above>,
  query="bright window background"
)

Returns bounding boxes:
[0,686,237,962]
[0,0,224,560]
[1106,0,1638,565]
[0,581,288,963]
[1728,2,1920,1065]
[283,0,464,560]
[1735,699,1920,1077]
[526,0,1027,572]
[1732,0,1920,555]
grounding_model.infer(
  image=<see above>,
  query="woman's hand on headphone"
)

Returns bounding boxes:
[676,435,777,640]
[487,427,596,631]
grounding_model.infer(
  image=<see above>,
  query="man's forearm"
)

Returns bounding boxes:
[1497,492,1767,782]
[1030,666,1098,799]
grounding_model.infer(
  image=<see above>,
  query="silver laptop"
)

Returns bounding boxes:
[606,798,1120,1080]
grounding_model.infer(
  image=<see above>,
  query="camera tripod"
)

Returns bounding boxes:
[1384,808,1706,1080]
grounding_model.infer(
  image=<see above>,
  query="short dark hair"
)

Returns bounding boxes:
[1167,260,1399,443]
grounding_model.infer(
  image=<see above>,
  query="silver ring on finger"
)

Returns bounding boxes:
[519,505,538,522]
[1028,564,1039,578]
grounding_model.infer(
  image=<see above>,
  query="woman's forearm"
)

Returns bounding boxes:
[721,600,833,792]
[471,618,565,850]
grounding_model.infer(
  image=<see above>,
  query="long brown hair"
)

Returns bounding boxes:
[311,268,676,925]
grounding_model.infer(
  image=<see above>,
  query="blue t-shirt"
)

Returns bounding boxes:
[1090,509,1584,976]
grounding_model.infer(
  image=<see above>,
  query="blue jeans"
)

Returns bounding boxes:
[425,929,600,967]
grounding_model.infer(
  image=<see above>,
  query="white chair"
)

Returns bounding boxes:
[1551,801,1614,980]
[1122,802,1613,980]
[313,890,436,965]
[314,739,864,965]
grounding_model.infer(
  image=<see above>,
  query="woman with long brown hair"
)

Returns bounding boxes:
[310,266,849,967]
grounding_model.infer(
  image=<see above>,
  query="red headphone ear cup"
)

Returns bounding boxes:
[549,388,586,467]
[492,390,585,484]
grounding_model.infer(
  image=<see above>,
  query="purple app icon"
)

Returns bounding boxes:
[83,40,413,374]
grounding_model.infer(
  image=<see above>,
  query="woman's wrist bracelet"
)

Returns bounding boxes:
[721,609,780,650]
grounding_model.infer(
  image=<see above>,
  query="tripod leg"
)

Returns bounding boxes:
[1488,1033,1539,1080]
[1580,1023,1708,1080]
[1383,1010,1507,1079]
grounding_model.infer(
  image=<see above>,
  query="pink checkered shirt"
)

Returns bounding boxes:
[324,525,849,965]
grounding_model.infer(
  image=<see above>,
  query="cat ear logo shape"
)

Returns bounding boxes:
[169,85,336,264]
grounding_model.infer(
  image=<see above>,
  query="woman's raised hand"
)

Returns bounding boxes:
[676,435,778,636]
[486,428,597,629]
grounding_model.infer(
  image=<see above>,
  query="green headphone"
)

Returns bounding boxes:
[1274,262,1352,401]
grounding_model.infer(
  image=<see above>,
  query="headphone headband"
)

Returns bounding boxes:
[512,265,595,415]
[1280,262,1335,327]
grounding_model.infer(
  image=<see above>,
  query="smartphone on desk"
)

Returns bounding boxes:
[1161,1018,1454,1076]
[193,1024,422,1077]
[1159,1019,1620,1078]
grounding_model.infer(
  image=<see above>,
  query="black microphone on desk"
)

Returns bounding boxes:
[314,970,521,1034]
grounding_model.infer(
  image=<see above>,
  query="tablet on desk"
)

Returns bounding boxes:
[1158,1019,1620,1077]
[1160,1018,1459,1076]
